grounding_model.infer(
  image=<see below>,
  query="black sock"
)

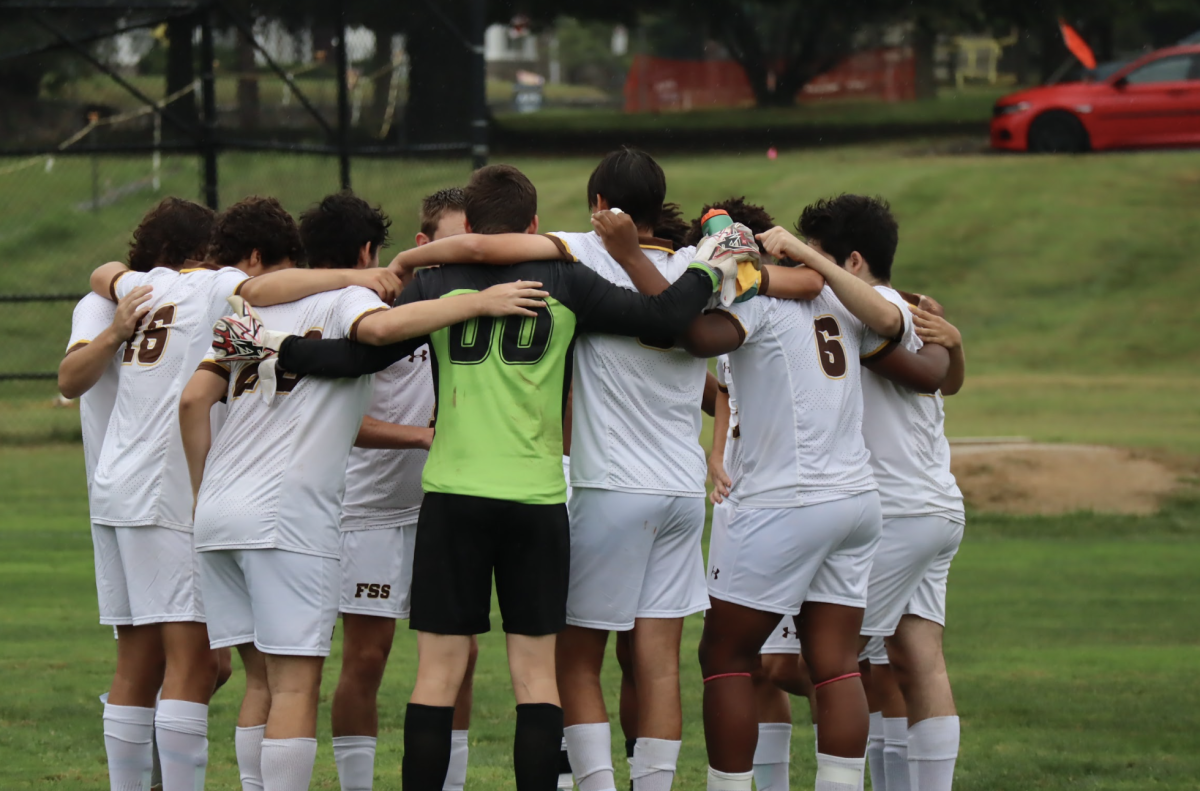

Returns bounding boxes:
[514,703,564,791]
[402,703,455,791]
[625,737,637,760]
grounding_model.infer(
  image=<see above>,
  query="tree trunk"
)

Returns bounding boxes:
[710,0,773,106]
[912,14,938,100]
[404,0,473,146]
[165,14,199,139]
[236,29,260,130]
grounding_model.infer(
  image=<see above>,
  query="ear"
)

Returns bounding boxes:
[358,241,374,268]
[463,218,474,234]
[249,249,264,275]
[593,194,611,212]
[527,215,539,235]
[415,232,431,247]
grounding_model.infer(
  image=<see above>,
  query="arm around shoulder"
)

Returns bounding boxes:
[90,261,130,300]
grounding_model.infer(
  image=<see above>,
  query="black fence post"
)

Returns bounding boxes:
[199,4,219,209]
[468,0,488,170]
[335,0,352,191]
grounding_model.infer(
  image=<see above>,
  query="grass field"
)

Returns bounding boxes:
[2,445,1199,790]
[3,144,1200,449]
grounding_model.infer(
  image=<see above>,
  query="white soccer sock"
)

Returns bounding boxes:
[907,716,959,791]
[154,700,209,791]
[236,725,266,791]
[260,737,318,791]
[103,703,156,791]
[444,730,469,791]
[881,718,910,791]
[631,737,681,791]
[865,713,885,791]
[333,735,377,791]
[752,723,791,791]
[812,724,819,756]
[558,735,575,790]
[815,753,864,791]
[706,766,753,791]
[564,722,615,791]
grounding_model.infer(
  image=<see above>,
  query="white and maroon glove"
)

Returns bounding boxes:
[690,223,763,307]
[211,296,289,362]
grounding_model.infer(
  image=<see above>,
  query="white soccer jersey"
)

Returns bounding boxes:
[193,286,386,558]
[715,354,744,488]
[548,231,707,496]
[67,294,122,485]
[340,344,435,529]
[861,287,964,522]
[90,265,249,530]
[722,287,893,508]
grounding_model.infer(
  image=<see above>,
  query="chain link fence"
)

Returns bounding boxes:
[1,0,483,444]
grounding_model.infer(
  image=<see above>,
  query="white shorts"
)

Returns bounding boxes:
[859,635,888,664]
[566,488,710,631]
[861,515,964,636]
[761,615,802,655]
[707,491,882,614]
[92,524,204,626]
[198,548,339,656]
[339,525,417,619]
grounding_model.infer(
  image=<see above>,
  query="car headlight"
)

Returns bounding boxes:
[993,101,1031,118]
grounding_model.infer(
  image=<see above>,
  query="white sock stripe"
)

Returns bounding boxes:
[908,716,961,761]
[707,766,754,791]
[815,753,865,785]
[630,738,682,778]
[102,703,157,727]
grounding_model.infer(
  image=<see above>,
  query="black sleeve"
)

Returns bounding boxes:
[278,335,426,377]
[276,274,430,378]
[563,264,713,338]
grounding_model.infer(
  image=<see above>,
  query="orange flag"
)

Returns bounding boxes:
[1059,20,1097,70]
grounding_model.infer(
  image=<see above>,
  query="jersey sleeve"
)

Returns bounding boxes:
[543,232,583,263]
[334,286,388,340]
[859,287,911,359]
[711,297,764,347]
[197,347,232,382]
[67,296,117,352]
[112,270,150,301]
[559,262,712,338]
[207,268,251,319]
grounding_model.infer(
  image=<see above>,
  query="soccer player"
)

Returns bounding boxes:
[848,226,965,791]
[331,188,481,791]
[602,199,949,791]
[218,164,746,791]
[180,192,542,791]
[84,196,306,791]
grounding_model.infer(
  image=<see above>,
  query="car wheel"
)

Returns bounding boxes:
[1027,111,1090,153]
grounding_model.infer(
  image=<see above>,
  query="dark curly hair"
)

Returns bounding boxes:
[208,196,303,268]
[128,197,215,272]
[419,187,466,239]
[797,195,898,282]
[651,202,689,250]
[684,196,775,252]
[300,192,391,270]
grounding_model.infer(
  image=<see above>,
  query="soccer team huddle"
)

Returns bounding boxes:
[62,148,968,791]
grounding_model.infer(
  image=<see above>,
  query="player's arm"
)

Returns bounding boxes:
[354,416,434,450]
[709,387,732,503]
[912,307,965,395]
[759,263,824,301]
[388,233,571,274]
[861,342,950,394]
[758,227,903,339]
[701,372,718,417]
[592,209,672,295]
[90,261,133,301]
[351,280,546,346]
[564,255,716,341]
[58,286,153,398]
[179,365,229,504]
[235,267,403,307]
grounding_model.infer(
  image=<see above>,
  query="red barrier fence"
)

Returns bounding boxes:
[623,48,915,112]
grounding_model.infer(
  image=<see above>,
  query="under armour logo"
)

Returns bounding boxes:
[782,626,791,638]
[408,349,429,363]
[711,568,720,580]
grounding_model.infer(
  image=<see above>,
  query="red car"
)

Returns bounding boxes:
[991,44,1200,152]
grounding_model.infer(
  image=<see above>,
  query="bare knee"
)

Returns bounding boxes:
[698,632,758,679]
[341,641,390,692]
[214,647,234,692]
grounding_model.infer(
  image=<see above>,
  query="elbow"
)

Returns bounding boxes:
[57,370,83,400]
[462,236,489,263]
[941,380,963,396]
[354,322,388,346]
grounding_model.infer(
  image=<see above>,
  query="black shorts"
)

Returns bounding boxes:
[409,492,570,636]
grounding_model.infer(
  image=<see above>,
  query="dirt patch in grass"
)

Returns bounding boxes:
[951,441,1188,515]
